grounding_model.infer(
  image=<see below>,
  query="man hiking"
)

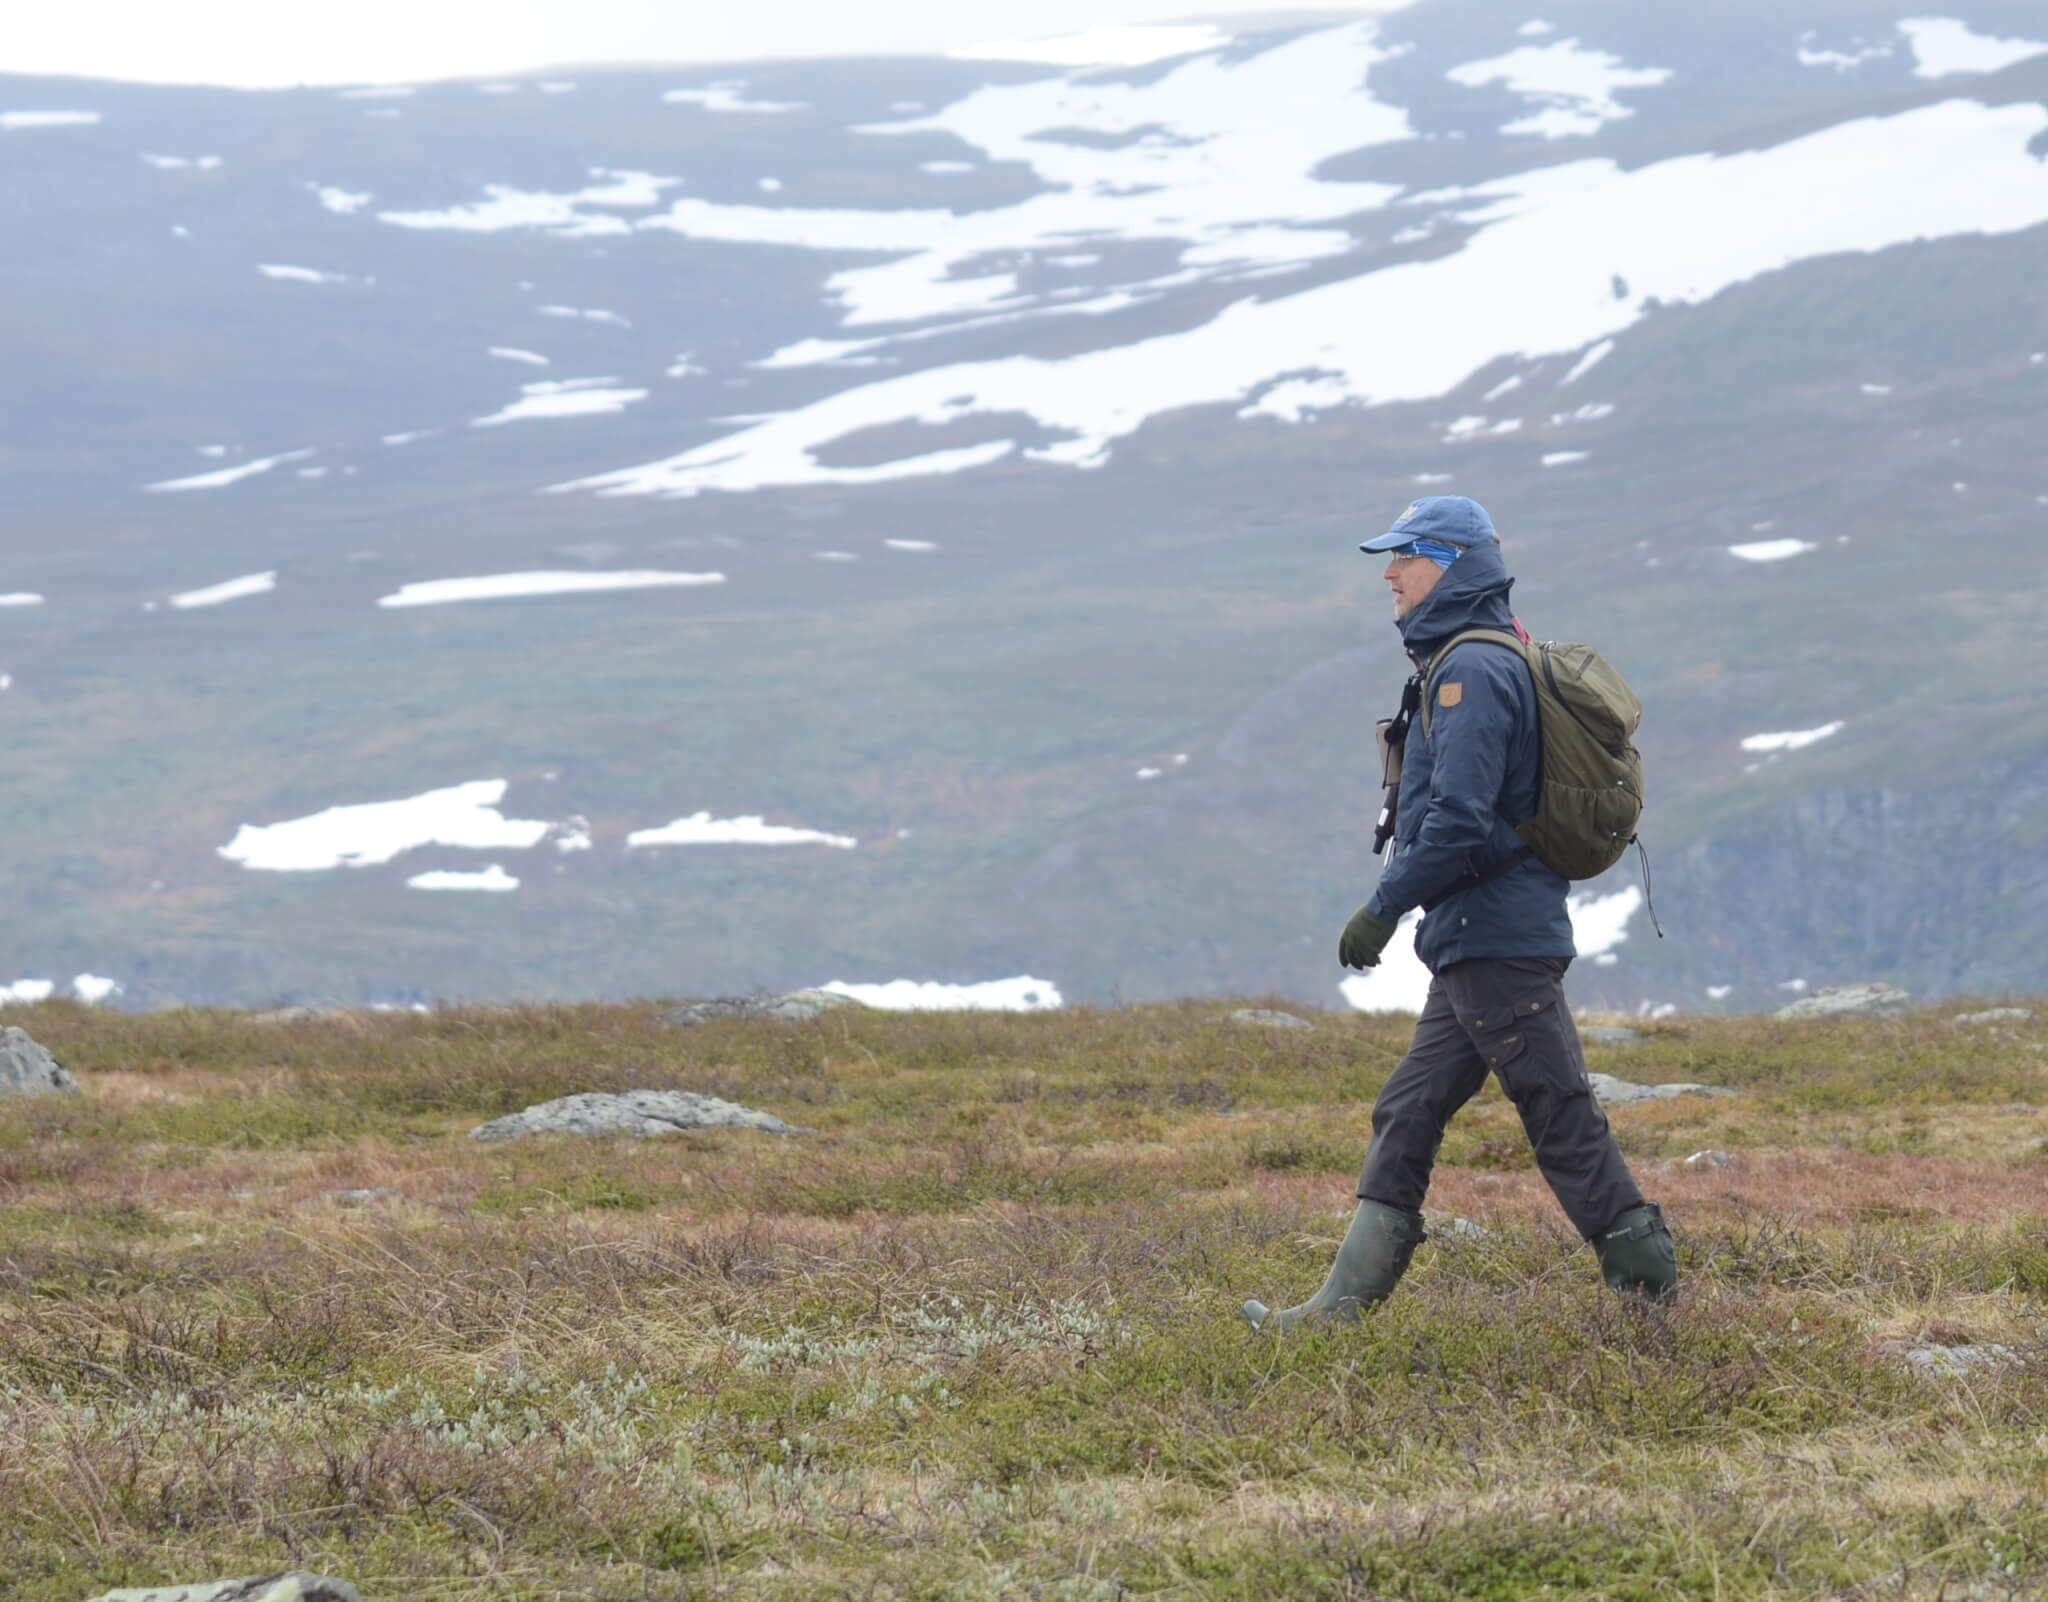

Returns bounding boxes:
[1242,495,1676,1331]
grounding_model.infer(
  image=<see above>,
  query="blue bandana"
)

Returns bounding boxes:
[1390,536,1460,571]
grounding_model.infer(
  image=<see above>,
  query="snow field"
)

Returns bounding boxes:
[566,92,2048,498]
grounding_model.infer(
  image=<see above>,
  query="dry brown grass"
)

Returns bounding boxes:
[1,998,2046,1599]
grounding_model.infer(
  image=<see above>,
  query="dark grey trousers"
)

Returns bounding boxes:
[1355,956,1645,1240]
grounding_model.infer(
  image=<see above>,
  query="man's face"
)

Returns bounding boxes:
[1384,551,1447,619]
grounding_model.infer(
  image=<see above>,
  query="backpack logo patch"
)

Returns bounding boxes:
[1438,682,1462,708]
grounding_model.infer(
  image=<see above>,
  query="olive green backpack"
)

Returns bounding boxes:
[1420,629,1645,881]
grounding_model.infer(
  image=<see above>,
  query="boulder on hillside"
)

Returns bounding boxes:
[1224,1008,1313,1031]
[470,1088,804,1142]
[0,1026,79,1102]
[665,988,867,1025]
[1774,983,1911,1020]
[84,1574,360,1602]
[1589,1072,1738,1106]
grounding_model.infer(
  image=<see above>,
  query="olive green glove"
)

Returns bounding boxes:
[1338,906,1397,969]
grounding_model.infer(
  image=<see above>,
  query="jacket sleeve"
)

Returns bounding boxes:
[1367,645,1521,922]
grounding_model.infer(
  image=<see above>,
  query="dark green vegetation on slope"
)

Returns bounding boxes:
[3,999,2047,1598]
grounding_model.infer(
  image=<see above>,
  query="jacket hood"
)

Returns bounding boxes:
[1394,538,1517,661]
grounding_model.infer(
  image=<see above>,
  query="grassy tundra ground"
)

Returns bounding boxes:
[2,1002,2046,1601]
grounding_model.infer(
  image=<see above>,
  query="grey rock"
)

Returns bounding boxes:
[84,1574,361,1602]
[1897,1342,2019,1379]
[1424,1209,1490,1241]
[665,988,867,1026]
[1580,1025,1643,1045]
[1682,1149,1740,1169]
[1589,1072,1739,1106]
[329,1187,400,1205]
[1774,982,1911,1020]
[470,1088,803,1142]
[1225,1008,1312,1031]
[247,1005,347,1024]
[0,1026,79,1102]
[1951,1008,2034,1026]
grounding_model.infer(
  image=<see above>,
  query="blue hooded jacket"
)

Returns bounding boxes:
[1365,539,1575,972]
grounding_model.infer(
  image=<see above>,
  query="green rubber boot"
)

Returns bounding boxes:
[1593,1203,1678,1303]
[1242,1199,1426,1332]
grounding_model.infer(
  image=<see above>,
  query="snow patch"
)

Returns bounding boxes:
[663,83,804,114]
[821,977,1062,1011]
[1447,39,1673,140]
[170,571,275,610]
[1,111,99,130]
[0,593,46,607]
[1541,450,1589,465]
[1242,374,1354,423]
[315,185,372,214]
[73,974,122,1004]
[1570,885,1642,958]
[471,377,648,427]
[627,812,856,849]
[537,304,630,326]
[1798,32,1895,71]
[1900,16,2048,78]
[1559,339,1614,385]
[407,864,520,892]
[146,449,316,491]
[143,153,222,169]
[0,980,55,1004]
[1728,538,1817,562]
[259,263,349,284]
[1741,722,1844,753]
[219,780,552,872]
[884,539,937,551]
[489,346,550,366]
[377,571,724,608]
[381,170,678,237]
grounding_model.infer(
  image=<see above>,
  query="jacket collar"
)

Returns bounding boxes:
[1395,540,1518,664]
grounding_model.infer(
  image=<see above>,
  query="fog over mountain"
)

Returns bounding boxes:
[4,0,2046,1012]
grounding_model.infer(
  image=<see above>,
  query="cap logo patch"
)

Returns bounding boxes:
[1392,502,1421,529]
[1438,682,1463,708]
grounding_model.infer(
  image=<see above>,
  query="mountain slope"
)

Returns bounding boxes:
[2,0,2046,1010]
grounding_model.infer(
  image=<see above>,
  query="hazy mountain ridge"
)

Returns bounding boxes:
[3,0,2046,1010]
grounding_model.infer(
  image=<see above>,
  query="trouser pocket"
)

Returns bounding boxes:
[1441,960,1642,1239]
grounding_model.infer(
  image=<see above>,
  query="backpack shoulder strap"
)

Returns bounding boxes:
[1419,628,1528,736]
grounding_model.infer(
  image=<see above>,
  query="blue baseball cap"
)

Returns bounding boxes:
[1359,495,1497,553]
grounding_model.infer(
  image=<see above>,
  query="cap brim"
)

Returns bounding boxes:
[1358,530,1414,553]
